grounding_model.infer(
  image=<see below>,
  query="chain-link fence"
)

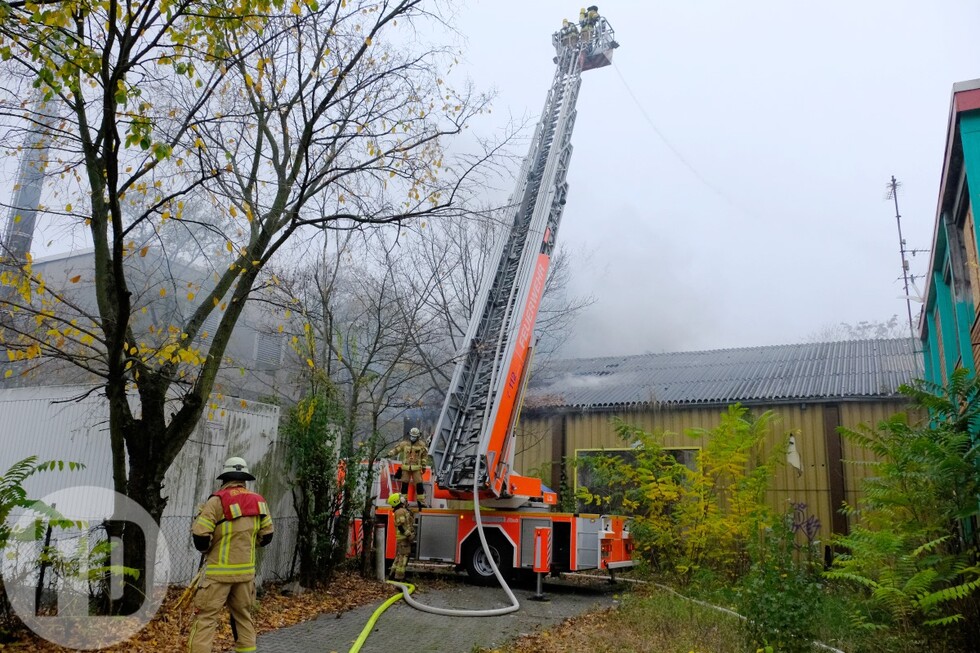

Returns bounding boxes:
[160,515,299,585]
[2,514,300,609]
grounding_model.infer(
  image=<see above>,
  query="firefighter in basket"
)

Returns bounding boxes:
[188,457,274,653]
[388,492,416,581]
[386,427,430,508]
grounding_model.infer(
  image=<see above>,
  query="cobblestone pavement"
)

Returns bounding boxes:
[259,574,621,653]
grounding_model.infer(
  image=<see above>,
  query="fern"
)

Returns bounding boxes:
[0,456,85,547]
[828,371,980,637]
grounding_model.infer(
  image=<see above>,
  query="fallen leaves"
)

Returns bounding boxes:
[489,609,617,653]
[4,573,392,652]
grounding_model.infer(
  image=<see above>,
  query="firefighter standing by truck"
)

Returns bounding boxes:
[388,493,416,581]
[189,457,274,653]
[386,427,430,508]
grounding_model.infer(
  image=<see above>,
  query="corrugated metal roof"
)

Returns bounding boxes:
[525,338,923,410]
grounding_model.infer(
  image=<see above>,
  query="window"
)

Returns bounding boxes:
[254,331,283,368]
[574,446,699,514]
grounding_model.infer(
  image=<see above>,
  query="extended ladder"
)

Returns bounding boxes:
[430,16,619,497]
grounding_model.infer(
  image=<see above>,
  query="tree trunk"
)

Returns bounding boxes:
[118,424,170,613]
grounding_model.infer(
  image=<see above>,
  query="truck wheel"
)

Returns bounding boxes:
[464,534,512,585]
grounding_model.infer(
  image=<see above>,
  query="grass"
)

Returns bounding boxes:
[481,576,977,653]
[486,584,742,653]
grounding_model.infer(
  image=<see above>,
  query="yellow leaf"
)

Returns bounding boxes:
[139,246,148,257]
[159,288,167,297]
[226,241,233,252]
[69,275,81,283]
[65,203,72,212]
[187,292,195,301]
[240,399,247,408]
[306,358,314,368]
[4,370,12,378]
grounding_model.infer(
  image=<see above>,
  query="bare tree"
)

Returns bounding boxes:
[0,0,499,609]
[402,207,595,405]
[263,224,446,573]
[806,314,911,343]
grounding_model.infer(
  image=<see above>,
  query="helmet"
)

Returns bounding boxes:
[387,492,403,508]
[217,456,255,482]
[409,428,421,443]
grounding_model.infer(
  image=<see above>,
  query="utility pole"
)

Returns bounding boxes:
[886,175,915,339]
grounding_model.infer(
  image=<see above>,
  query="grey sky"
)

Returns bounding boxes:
[450,0,980,357]
[3,1,977,361]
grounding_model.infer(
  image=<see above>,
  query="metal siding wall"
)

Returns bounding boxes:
[520,400,908,545]
[0,386,290,584]
[514,417,555,483]
[766,404,832,544]
[839,401,915,530]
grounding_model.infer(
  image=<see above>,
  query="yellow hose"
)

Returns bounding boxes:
[347,581,416,653]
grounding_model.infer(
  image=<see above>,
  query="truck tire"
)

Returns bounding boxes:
[463,533,513,585]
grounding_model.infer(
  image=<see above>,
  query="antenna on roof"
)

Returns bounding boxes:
[885,176,916,340]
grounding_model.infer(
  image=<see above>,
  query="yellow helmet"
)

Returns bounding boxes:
[387,492,403,508]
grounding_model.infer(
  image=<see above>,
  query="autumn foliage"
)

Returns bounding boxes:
[577,404,783,582]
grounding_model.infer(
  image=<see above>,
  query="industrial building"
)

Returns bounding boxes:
[515,338,921,544]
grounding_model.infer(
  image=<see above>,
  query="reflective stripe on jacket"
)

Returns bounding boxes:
[192,482,274,582]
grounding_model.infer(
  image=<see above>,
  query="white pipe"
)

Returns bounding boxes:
[564,573,847,653]
[375,524,386,582]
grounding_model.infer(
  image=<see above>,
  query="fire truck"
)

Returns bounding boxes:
[375,10,633,584]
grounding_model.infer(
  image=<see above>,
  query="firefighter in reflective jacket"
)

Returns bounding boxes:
[386,428,430,507]
[388,493,415,581]
[580,5,600,44]
[559,19,579,47]
[189,457,274,653]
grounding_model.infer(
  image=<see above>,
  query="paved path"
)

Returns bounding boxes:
[259,575,620,653]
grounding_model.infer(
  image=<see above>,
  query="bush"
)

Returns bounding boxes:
[576,404,783,583]
[739,504,823,653]
[827,368,980,643]
[0,456,83,639]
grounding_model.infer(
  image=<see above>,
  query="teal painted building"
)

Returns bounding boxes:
[920,80,980,383]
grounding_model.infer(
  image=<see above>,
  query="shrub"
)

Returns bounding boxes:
[827,368,980,641]
[576,404,783,582]
[739,503,824,653]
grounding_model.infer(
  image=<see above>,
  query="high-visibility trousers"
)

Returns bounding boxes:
[392,537,412,579]
[188,578,257,653]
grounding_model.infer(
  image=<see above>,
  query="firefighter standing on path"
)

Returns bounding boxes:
[189,457,274,653]
[386,427,430,508]
[388,493,415,581]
